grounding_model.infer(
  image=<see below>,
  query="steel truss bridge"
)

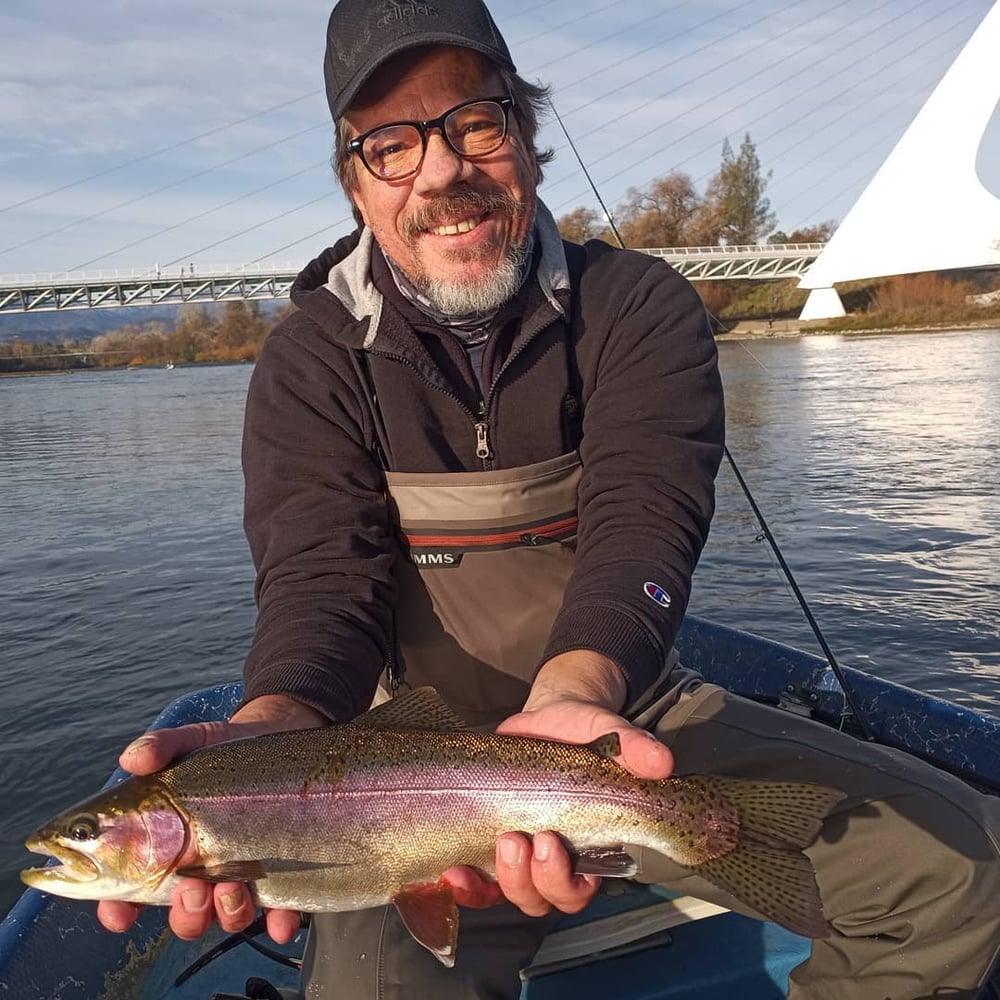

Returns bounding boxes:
[0,243,825,315]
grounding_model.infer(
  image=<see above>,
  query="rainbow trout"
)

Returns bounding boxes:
[23,687,843,965]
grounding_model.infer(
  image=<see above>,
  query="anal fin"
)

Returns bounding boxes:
[392,880,460,967]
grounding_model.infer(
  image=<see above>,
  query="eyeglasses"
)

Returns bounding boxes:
[348,96,514,181]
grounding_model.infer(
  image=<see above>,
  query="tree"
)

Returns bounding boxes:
[166,306,214,363]
[768,221,837,244]
[705,134,776,245]
[556,206,612,244]
[215,300,269,359]
[617,172,702,248]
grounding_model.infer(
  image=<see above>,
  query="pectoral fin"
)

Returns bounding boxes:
[177,858,355,883]
[572,846,638,877]
[392,880,460,967]
[177,860,268,883]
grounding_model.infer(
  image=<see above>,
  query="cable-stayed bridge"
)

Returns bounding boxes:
[2,2,998,321]
[0,243,825,315]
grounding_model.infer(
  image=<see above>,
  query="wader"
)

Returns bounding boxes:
[293,454,1000,998]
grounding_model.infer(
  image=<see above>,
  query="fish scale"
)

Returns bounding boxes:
[23,687,844,966]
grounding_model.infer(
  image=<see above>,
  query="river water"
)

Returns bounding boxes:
[1,329,998,918]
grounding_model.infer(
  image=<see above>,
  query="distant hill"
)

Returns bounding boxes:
[0,302,284,345]
[0,306,185,344]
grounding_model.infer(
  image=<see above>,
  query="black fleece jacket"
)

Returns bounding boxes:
[240,220,725,723]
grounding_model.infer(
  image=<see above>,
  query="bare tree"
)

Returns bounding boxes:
[617,172,702,248]
[557,206,613,244]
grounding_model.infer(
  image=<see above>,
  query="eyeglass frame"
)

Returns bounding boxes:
[346,95,515,181]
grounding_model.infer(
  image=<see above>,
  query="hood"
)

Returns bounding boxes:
[288,202,571,351]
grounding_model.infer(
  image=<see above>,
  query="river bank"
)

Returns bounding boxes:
[717,317,1000,340]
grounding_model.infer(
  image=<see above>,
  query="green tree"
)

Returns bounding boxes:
[705,133,776,245]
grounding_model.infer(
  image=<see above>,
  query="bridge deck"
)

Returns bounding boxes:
[0,244,826,314]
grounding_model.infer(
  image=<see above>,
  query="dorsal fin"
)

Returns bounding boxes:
[350,687,468,732]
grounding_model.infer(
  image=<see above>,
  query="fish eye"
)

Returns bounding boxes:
[66,815,99,842]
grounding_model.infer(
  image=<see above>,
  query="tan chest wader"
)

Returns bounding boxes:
[384,452,581,727]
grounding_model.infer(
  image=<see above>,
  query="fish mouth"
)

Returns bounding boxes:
[22,835,100,885]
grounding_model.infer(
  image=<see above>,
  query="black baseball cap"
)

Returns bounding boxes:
[324,0,516,120]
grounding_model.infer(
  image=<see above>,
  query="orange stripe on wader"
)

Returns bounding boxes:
[403,515,578,549]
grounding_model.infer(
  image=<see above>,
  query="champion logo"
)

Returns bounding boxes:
[643,582,671,609]
[377,1,439,27]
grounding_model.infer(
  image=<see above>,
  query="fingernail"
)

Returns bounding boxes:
[181,887,210,913]
[535,835,551,861]
[123,737,153,757]
[220,891,242,915]
[499,837,522,866]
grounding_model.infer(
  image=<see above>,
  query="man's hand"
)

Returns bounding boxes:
[96,694,327,943]
[446,650,674,918]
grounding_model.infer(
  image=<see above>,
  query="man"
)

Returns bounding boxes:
[99,1,1000,996]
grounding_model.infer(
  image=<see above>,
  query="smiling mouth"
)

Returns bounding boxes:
[429,215,485,236]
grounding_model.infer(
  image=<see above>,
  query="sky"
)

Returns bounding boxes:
[0,0,997,278]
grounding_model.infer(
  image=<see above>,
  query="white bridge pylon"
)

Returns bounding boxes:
[799,1,1000,320]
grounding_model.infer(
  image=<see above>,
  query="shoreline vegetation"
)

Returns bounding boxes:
[4,137,998,375]
[2,274,999,376]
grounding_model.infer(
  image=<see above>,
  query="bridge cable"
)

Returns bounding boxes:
[66,159,331,273]
[545,0,973,223]
[3,123,331,262]
[690,1,979,229]
[550,96,878,742]
[0,91,322,217]
[679,0,963,188]
[231,0,820,267]
[1,0,876,268]
[546,0,953,217]
[725,25,965,225]
[541,0,860,209]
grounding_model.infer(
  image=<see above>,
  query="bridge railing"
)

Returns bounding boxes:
[0,243,832,313]
[641,242,827,258]
[0,261,308,287]
[0,245,829,288]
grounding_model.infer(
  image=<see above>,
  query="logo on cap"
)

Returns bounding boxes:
[378,1,440,27]
[643,582,671,608]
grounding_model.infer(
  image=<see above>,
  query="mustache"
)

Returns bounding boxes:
[402,188,519,240]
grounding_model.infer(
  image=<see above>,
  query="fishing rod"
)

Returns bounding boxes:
[547,98,877,743]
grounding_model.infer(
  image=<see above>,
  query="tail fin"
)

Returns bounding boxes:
[695,778,844,938]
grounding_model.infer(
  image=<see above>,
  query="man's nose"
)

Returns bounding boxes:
[412,132,469,193]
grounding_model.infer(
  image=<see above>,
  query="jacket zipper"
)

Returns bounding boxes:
[371,349,493,469]
[481,305,564,424]
[474,406,491,461]
[371,297,563,471]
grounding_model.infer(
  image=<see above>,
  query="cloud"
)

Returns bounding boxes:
[1,0,995,273]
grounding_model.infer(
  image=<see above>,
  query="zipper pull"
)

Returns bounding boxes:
[474,420,491,460]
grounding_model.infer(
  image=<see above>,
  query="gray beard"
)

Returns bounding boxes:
[417,246,526,316]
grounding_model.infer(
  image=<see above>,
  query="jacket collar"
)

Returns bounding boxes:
[311,200,569,349]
